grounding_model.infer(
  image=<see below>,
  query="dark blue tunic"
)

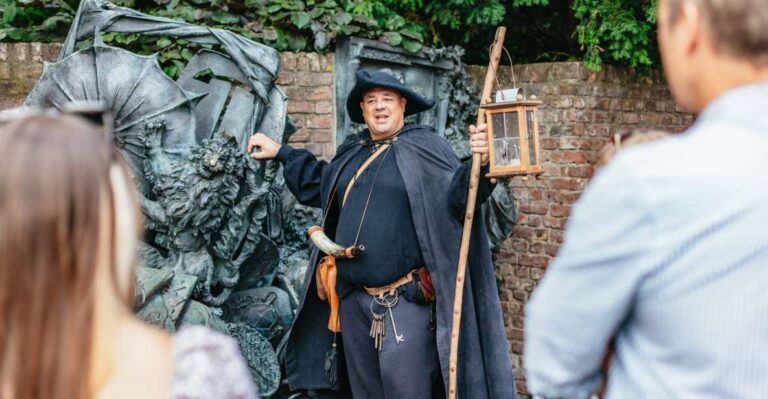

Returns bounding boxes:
[333,147,423,295]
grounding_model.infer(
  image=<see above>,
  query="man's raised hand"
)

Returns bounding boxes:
[248,133,281,160]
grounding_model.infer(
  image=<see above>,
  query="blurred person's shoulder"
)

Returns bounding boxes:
[172,325,259,399]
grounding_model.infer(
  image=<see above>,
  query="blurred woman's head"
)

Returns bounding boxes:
[0,112,140,399]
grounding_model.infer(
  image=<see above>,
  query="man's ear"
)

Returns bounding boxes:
[678,1,705,57]
[400,97,407,109]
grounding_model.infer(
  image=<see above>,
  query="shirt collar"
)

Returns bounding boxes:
[697,81,768,125]
[357,123,421,143]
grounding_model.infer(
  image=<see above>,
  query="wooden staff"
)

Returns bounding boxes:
[448,26,506,399]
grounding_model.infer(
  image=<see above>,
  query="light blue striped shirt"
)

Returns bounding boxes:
[525,82,768,399]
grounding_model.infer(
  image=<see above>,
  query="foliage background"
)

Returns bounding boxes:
[0,0,659,76]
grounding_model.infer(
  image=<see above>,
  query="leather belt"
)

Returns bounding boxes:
[364,271,415,298]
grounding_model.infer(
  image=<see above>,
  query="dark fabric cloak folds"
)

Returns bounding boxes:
[285,124,516,399]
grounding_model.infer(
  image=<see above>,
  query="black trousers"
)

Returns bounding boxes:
[338,288,441,399]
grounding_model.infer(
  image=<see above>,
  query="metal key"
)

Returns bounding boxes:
[387,306,405,344]
[370,313,386,352]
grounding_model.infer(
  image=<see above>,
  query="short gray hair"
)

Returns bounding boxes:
[666,0,768,64]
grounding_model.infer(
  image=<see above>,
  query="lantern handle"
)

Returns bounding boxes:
[487,44,518,101]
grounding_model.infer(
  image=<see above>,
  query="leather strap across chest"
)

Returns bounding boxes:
[342,143,391,206]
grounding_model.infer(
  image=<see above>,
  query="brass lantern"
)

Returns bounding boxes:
[482,97,543,178]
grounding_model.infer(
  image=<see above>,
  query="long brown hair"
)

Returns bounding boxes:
[0,113,129,399]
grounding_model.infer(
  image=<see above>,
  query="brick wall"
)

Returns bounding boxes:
[0,43,61,110]
[467,62,693,396]
[277,52,337,159]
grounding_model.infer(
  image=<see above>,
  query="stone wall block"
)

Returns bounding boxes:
[297,72,333,87]
[287,128,311,142]
[319,53,334,72]
[307,86,332,101]
[287,101,313,114]
[281,52,297,71]
[11,43,29,62]
[307,52,322,72]
[312,129,332,143]
[296,54,310,73]
[276,73,295,85]
[41,43,61,61]
[30,43,43,62]
[315,101,333,114]
[307,115,333,129]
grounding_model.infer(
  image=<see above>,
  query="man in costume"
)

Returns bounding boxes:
[525,0,768,398]
[249,69,516,398]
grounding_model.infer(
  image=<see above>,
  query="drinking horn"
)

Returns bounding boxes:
[307,226,364,258]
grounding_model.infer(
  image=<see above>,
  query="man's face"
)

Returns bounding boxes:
[360,87,406,139]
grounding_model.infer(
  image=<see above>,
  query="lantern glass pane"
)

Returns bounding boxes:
[526,110,537,166]
[491,111,521,167]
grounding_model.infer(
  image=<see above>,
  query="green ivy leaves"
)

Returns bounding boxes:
[290,11,311,29]
[0,0,506,58]
[0,0,662,72]
[0,0,71,42]
[574,0,658,71]
[381,31,401,46]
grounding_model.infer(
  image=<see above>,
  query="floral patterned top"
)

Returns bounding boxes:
[171,326,259,399]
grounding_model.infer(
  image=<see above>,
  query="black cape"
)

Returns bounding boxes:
[285,124,516,399]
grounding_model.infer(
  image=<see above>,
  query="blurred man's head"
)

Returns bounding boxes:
[658,0,768,113]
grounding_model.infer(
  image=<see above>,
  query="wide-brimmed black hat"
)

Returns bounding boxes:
[346,69,435,124]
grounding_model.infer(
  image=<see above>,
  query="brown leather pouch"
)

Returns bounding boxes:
[316,255,341,332]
